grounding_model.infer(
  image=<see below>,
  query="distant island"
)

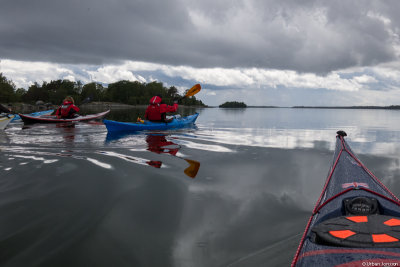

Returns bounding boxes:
[219,101,247,108]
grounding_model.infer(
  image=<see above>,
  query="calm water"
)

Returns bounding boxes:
[1,107,400,267]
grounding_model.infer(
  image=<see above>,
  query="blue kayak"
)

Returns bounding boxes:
[11,109,54,122]
[103,113,199,132]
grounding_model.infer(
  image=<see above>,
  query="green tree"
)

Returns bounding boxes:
[0,73,16,102]
[15,88,27,102]
[43,79,80,104]
[219,101,247,108]
[23,82,48,103]
[106,80,145,103]
[81,82,104,101]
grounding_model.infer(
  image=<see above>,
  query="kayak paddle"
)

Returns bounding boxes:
[178,84,201,101]
[184,159,200,178]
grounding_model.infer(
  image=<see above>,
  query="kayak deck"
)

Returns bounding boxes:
[103,113,199,132]
[19,110,110,123]
[292,131,400,266]
[11,109,54,122]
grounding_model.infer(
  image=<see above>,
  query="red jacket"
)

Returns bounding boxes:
[146,135,179,156]
[145,96,178,121]
[56,100,80,118]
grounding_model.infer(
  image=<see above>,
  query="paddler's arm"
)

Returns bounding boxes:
[0,103,11,113]
[160,102,178,113]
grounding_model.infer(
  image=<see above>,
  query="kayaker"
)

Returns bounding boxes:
[144,95,178,122]
[55,96,80,119]
[0,103,11,114]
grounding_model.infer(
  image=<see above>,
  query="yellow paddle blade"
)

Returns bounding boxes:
[184,159,200,178]
[185,84,201,97]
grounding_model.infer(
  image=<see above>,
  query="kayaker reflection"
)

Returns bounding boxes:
[145,134,200,178]
[144,95,178,123]
[56,96,80,119]
[146,134,179,156]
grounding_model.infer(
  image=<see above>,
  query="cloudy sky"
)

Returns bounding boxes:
[1,0,400,106]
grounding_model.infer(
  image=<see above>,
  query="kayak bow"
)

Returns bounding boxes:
[0,114,15,130]
[11,109,54,122]
[292,131,400,266]
[103,113,199,132]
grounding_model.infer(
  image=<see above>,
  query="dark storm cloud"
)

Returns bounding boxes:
[1,0,399,73]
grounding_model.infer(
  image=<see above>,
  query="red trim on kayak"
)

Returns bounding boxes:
[291,135,346,266]
[343,141,400,203]
[19,110,110,123]
[291,135,400,266]
[313,187,400,216]
[291,215,314,267]
[291,136,344,266]
[313,143,344,213]
[298,248,400,260]
[313,188,353,213]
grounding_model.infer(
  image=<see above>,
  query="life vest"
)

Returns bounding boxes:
[145,96,163,121]
[58,100,79,118]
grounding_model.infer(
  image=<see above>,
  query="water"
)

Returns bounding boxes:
[1,107,400,267]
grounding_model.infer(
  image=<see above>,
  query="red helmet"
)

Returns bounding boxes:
[149,95,162,104]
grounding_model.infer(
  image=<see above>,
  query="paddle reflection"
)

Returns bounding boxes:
[105,131,201,178]
[145,134,200,178]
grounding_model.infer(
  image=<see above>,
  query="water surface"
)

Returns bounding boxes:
[1,107,400,267]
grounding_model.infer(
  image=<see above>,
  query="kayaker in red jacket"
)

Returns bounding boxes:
[55,96,80,118]
[144,95,178,122]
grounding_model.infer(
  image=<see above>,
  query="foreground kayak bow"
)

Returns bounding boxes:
[292,131,400,266]
[0,114,15,130]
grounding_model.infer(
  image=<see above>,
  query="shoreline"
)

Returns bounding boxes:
[2,102,207,113]
[4,102,400,113]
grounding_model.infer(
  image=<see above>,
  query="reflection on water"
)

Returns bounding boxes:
[196,108,400,155]
[105,132,201,178]
[0,108,400,266]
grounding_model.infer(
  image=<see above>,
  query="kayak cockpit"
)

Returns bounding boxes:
[311,195,400,248]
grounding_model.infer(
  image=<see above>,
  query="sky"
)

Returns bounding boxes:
[1,0,400,106]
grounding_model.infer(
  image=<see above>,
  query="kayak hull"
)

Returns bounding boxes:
[0,115,15,130]
[103,113,199,132]
[292,132,400,266]
[19,110,110,124]
[11,109,54,122]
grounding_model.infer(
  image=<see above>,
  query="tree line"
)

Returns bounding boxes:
[0,73,206,106]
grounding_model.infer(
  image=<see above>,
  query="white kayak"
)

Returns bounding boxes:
[0,114,15,130]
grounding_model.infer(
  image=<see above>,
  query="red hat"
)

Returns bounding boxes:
[149,95,162,104]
